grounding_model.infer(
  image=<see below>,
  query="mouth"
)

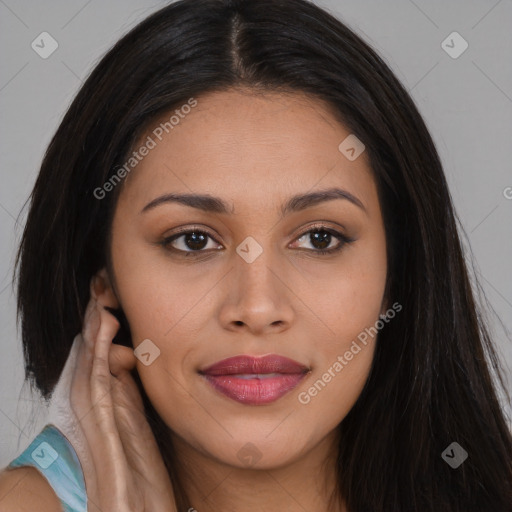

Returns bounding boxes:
[199,354,310,405]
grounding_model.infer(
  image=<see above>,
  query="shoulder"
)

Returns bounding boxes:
[0,465,62,512]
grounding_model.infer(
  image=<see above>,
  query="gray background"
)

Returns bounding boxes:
[1,0,511,466]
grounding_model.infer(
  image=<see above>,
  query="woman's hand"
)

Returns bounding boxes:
[70,275,177,512]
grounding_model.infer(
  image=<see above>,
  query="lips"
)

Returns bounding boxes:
[200,354,309,376]
[199,354,310,405]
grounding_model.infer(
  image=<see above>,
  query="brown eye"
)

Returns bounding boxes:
[160,224,354,258]
[292,225,354,255]
[161,229,222,255]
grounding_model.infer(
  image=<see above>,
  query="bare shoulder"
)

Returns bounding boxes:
[0,466,62,512]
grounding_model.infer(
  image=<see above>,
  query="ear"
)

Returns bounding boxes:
[90,267,120,310]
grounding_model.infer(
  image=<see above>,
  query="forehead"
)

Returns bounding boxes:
[117,88,376,214]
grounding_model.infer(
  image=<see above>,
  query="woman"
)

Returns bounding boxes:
[1,0,511,510]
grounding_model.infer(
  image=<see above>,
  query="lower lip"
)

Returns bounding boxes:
[201,373,307,405]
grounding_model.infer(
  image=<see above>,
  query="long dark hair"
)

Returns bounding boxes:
[13,0,512,510]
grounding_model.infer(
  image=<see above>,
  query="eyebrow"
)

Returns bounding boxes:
[140,187,367,216]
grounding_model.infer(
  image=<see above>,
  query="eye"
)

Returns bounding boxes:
[159,223,354,257]
[160,227,222,256]
[290,224,354,256]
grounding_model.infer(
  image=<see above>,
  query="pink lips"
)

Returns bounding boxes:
[199,354,310,405]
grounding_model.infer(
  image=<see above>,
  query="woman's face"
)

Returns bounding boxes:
[107,88,388,469]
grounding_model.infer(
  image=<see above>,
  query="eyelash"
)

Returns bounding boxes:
[159,223,355,258]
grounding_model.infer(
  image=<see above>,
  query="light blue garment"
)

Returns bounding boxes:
[7,423,87,512]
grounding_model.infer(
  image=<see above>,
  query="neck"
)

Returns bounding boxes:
[170,428,345,512]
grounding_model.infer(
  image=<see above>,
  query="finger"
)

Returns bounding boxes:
[106,336,177,507]
[110,371,177,509]
[89,301,124,439]
[88,302,138,507]
[83,288,176,509]
[72,295,136,511]
[70,304,100,510]
[82,296,100,360]
[109,344,137,378]
[90,302,123,435]
[71,296,99,423]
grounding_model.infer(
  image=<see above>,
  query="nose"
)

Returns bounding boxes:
[218,251,294,336]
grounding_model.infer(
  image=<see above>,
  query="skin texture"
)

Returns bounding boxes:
[0,88,387,512]
[97,88,389,511]
[0,467,63,512]
[0,89,389,512]
[0,286,178,512]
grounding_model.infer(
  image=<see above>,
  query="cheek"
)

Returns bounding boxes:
[302,245,387,350]
[295,343,375,437]
[113,250,213,343]
[136,364,202,444]
[293,243,386,420]
[294,266,385,423]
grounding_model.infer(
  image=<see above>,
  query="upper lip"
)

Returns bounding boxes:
[199,354,310,376]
